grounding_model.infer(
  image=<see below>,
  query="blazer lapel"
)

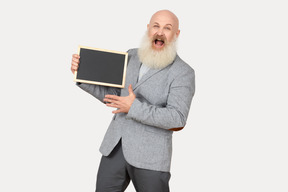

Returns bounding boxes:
[127,50,175,91]
[126,57,141,90]
[133,67,164,90]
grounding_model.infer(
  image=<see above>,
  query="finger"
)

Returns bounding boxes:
[105,95,120,100]
[72,54,80,59]
[71,61,79,67]
[71,67,76,74]
[71,67,78,72]
[106,102,120,109]
[71,63,79,70]
[71,64,78,71]
[112,109,122,114]
[103,98,119,104]
[72,57,80,63]
[128,84,134,95]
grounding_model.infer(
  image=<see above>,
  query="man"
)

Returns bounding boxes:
[71,10,195,192]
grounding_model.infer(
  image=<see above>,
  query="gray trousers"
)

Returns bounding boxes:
[96,140,171,192]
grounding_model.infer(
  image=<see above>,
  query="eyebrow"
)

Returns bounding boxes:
[153,22,173,27]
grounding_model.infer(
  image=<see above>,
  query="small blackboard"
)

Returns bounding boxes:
[74,46,128,88]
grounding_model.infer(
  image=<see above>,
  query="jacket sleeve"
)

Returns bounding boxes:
[126,68,195,130]
[77,83,121,103]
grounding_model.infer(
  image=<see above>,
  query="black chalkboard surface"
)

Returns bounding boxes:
[74,46,128,88]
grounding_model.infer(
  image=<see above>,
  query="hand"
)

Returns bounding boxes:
[104,85,136,114]
[71,54,80,74]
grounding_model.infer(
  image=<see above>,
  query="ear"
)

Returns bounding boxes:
[147,24,149,29]
[176,29,180,37]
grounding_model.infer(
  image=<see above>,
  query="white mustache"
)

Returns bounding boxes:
[153,35,167,43]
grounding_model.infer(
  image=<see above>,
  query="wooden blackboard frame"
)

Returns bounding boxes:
[74,46,128,88]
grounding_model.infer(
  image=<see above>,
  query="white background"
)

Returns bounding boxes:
[1,0,287,191]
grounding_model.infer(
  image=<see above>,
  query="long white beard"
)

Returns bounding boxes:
[138,32,178,69]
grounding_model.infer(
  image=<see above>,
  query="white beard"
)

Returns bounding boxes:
[138,32,178,69]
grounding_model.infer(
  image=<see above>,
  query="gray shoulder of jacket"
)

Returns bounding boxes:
[125,48,138,64]
[127,48,138,55]
[169,55,195,78]
[127,48,138,60]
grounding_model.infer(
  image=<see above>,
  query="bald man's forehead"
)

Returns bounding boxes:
[149,11,179,29]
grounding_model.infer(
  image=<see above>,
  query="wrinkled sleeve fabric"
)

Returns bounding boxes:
[126,68,195,130]
[77,83,121,103]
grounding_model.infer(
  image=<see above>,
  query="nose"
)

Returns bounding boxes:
[156,28,164,36]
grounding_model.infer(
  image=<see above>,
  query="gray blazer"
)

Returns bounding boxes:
[77,48,195,172]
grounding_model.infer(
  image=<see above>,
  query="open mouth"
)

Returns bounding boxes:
[153,37,165,49]
[155,39,164,46]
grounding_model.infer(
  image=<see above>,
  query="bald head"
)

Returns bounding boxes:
[149,10,179,31]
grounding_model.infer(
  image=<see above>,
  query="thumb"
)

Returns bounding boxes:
[128,84,134,95]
